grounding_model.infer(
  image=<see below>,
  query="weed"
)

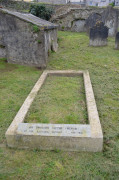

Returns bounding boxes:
[37,40,41,44]
[32,25,40,33]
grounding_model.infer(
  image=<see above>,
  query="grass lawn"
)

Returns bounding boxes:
[0,31,119,180]
[25,75,87,124]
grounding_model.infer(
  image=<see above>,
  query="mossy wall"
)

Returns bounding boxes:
[0,0,59,12]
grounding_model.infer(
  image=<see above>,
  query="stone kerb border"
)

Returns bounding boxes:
[6,70,103,152]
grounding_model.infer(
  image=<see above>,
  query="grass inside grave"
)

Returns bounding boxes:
[25,75,87,124]
[0,31,119,180]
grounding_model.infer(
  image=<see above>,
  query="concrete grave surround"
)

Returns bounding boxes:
[6,70,103,152]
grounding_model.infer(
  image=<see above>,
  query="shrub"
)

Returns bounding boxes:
[29,5,53,21]
[109,2,115,7]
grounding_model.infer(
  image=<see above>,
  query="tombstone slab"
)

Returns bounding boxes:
[0,9,58,68]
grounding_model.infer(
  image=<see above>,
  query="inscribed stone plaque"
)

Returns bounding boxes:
[17,123,91,137]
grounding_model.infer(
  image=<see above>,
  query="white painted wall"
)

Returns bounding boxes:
[86,0,114,6]
[15,0,119,6]
[115,0,119,6]
[70,0,83,2]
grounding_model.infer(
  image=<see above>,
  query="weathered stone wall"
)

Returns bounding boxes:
[51,8,104,32]
[102,7,118,37]
[37,0,68,4]
[0,1,82,13]
[0,9,58,67]
[0,0,60,12]
[0,46,6,58]
[44,29,58,61]
[51,6,119,36]
[0,0,31,11]
[1,1,118,37]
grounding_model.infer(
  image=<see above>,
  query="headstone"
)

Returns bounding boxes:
[85,7,118,37]
[85,13,102,34]
[89,21,108,47]
[115,32,119,50]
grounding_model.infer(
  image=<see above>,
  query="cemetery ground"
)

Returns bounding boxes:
[0,31,119,179]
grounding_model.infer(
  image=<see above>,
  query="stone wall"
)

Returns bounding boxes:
[102,6,119,37]
[0,0,31,11]
[51,7,103,32]
[1,1,118,37]
[37,0,68,4]
[0,9,58,68]
[0,45,6,58]
[51,6,119,36]
[0,1,82,12]
[0,0,60,12]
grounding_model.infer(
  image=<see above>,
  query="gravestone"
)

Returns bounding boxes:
[115,32,119,50]
[85,7,118,37]
[89,21,108,47]
[85,13,102,34]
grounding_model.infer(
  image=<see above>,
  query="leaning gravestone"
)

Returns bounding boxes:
[89,21,108,47]
[85,13,102,34]
[115,32,119,50]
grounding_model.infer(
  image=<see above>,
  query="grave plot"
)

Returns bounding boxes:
[6,70,103,152]
[24,75,87,124]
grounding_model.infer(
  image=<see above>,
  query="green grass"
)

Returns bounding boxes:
[0,31,119,179]
[25,75,87,124]
[0,58,42,143]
